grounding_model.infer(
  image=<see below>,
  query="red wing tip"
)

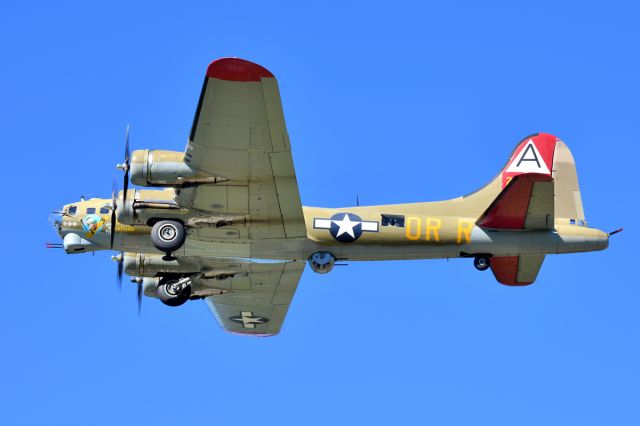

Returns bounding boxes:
[206,58,274,82]
[226,330,276,337]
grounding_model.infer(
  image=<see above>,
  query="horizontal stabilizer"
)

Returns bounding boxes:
[491,255,545,286]
[477,173,554,230]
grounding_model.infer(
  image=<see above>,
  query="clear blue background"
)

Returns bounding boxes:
[2,1,638,424]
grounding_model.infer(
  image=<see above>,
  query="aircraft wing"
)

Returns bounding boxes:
[178,58,306,240]
[203,261,305,336]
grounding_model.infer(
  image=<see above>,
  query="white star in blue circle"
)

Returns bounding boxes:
[330,213,364,243]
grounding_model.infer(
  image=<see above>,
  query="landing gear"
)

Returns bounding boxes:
[474,256,491,271]
[157,276,191,307]
[151,220,186,260]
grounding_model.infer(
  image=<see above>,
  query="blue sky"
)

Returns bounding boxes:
[2,1,638,424]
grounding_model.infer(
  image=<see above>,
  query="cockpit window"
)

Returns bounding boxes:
[99,207,110,214]
[86,207,96,214]
[68,205,77,215]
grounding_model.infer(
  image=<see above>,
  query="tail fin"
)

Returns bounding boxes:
[503,133,585,223]
[501,133,556,188]
[467,133,586,226]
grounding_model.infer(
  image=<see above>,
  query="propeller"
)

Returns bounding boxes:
[132,277,143,315]
[112,254,144,314]
[112,252,124,291]
[110,125,142,312]
[110,125,131,250]
[116,124,131,206]
[110,177,118,249]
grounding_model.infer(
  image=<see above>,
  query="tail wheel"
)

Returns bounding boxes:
[474,256,491,271]
[151,220,186,259]
[157,277,191,307]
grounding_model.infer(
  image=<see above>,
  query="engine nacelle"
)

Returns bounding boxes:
[124,253,200,276]
[308,251,336,274]
[130,149,222,187]
[142,277,160,298]
[115,189,184,226]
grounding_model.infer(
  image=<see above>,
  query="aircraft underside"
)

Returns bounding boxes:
[49,58,614,336]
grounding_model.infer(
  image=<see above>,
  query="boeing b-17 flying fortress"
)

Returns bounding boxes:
[48,58,620,336]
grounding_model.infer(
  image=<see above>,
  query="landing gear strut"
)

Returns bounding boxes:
[157,276,191,307]
[474,256,491,271]
[151,220,186,261]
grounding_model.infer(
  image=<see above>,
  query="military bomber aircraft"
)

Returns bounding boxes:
[48,58,619,336]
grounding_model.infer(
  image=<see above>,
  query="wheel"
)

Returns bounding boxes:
[151,220,186,253]
[474,256,491,271]
[157,277,191,307]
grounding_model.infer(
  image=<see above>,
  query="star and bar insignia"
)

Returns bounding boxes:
[229,311,270,329]
[313,213,379,243]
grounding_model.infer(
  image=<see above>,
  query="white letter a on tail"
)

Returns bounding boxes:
[505,139,551,174]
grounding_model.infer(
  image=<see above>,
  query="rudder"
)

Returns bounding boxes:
[552,140,586,223]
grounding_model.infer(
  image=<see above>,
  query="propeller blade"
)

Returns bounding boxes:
[137,281,142,316]
[110,178,118,249]
[124,124,130,165]
[116,252,123,291]
[110,209,117,249]
[122,125,131,206]
[131,276,144,316]
[123,171,129,206]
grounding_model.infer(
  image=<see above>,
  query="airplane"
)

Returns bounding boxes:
[48,57,621,336]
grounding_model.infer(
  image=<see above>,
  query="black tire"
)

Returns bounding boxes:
[151,220,186,253]
[157,278,191,307]
[474,256,491,271]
